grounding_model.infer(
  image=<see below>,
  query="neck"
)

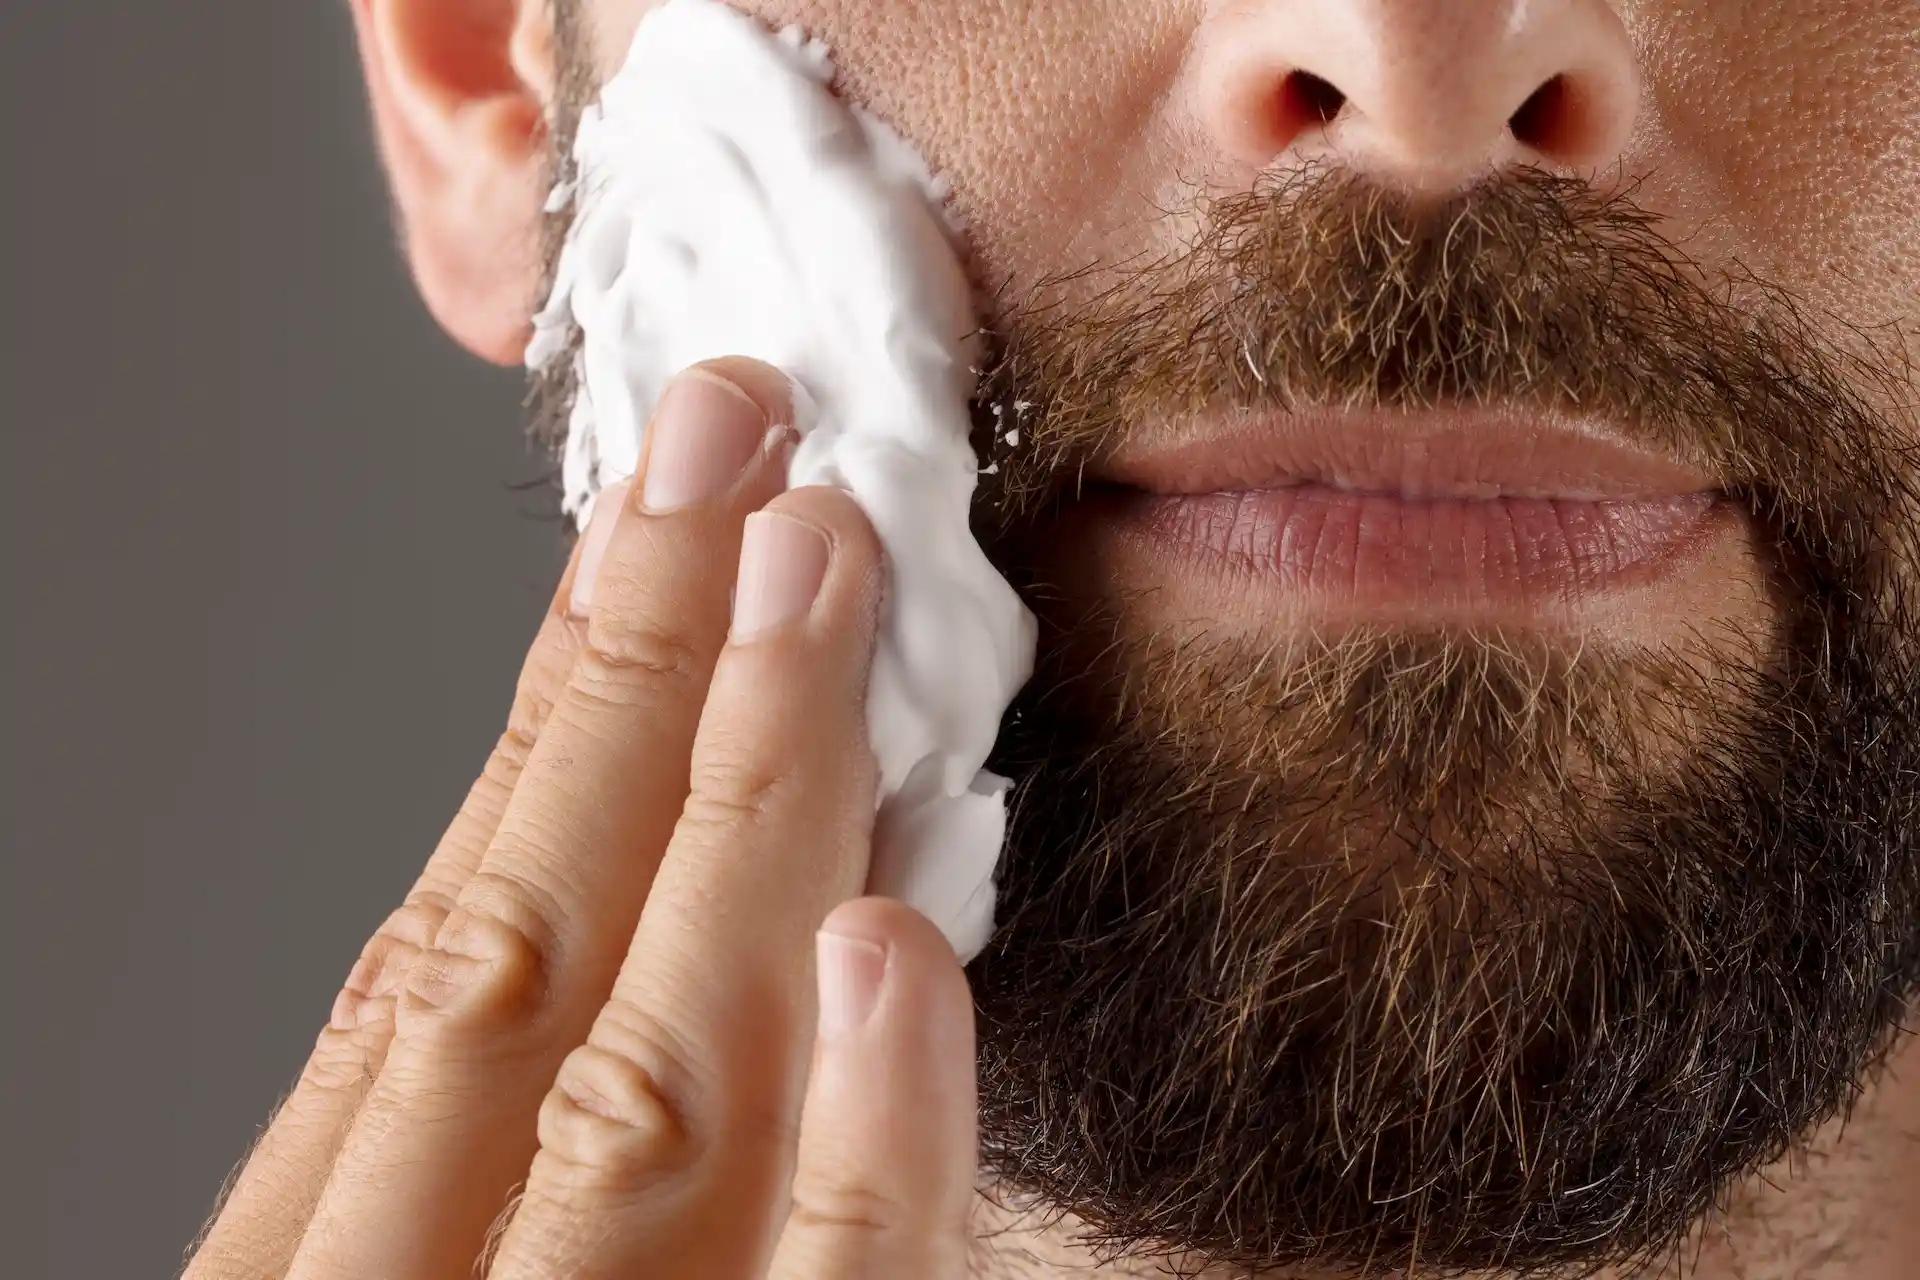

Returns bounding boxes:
[968,1025,1920,1280]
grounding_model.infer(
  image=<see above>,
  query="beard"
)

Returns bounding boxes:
[529,71,1920,1272]
[962,167,1920,1277]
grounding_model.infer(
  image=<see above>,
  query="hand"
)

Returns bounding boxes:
[185,358,980,1280]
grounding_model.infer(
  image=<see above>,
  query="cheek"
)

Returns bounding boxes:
[1632,1,1920,336]
[585,0,1201,297]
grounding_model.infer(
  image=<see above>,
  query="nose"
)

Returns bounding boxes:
[1192,0,1641,190]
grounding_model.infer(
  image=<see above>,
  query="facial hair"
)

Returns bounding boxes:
[962,166,1920,1277]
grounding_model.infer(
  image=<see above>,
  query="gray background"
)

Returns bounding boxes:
[2,4,563,1276]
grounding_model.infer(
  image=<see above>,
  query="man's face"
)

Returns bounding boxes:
[546,2,1920,1274]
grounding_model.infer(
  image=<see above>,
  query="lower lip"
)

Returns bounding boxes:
[1106,486,1727,607]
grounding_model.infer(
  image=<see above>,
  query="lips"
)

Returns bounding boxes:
[1123,486,1723,604]
[1067,407,1740,616]
[1098,406,1719,500]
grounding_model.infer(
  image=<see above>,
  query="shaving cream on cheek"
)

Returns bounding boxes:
[527,0,1038,962]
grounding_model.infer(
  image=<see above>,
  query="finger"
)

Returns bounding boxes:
[487,485,885,1280]
[770,898,978,1280]
[287,360,798,1280]
[186,532,592,1280]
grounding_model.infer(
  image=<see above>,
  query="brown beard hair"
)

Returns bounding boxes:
[526,0,593,461]
[966,167,1920,1276]
[532,13,1920,1275]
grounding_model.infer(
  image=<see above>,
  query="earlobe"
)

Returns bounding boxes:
[349,0,557,366]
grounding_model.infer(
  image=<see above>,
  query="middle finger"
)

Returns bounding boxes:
[489,484,887,1280]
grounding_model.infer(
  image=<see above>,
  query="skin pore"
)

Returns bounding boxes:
[354,0,1920,1276]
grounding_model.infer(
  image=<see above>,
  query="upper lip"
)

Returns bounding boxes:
[1094,406,1722,501]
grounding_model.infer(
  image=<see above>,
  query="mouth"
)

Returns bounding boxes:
[1047,406,1758,631]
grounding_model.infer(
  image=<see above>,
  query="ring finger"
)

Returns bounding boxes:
[186,539,590,1280]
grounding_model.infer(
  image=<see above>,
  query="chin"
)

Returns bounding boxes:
[963,536,1920,1276]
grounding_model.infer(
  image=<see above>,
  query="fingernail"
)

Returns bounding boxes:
[569,479,630,619]
[817,930,888,1040]
[730,511,829,641]
[640,370,769,513]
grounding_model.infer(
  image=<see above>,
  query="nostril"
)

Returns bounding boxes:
[1506,74,1611,163]
[1508,76,1568,147]
[1284,71,1347,127]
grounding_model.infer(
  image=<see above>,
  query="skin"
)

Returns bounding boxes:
[186,1,1920,1277]
[188,359,983,1280]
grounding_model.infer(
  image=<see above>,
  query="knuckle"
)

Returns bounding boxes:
[503,621,570,747]
[387,894,456,947]
[491,718,543,781]
[303,1017,392,1095]
[786,1182,903,1238]
[328,981,386,1042]
[535,1041,698,1193]
[682,758,789,834]
[516,613,577,702]
[329,897,453,1033]
[682,718,806,826]
[397,905,549,1043]
[578,614,710,691]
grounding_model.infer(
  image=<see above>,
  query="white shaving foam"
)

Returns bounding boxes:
[527,0,1037,961]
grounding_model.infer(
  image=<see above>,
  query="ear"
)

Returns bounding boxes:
[349,0,560,365]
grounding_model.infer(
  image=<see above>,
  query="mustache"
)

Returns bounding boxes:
[975,165,1916,566]
[963,167,1920,1275]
